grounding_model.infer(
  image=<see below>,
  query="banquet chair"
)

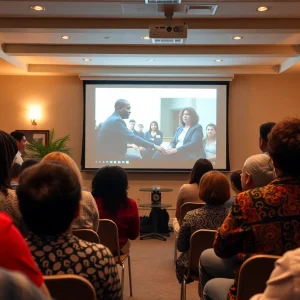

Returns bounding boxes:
[72,228,100,244]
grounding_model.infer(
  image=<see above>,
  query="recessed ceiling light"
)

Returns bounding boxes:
[61,35,70,40]
[83,58,91,62]
[31,5,45,11]
[215,59,223,62]
[233,36,243,40]
[147,59,155,62]
[142,36,150,40]
[257,6,268,12]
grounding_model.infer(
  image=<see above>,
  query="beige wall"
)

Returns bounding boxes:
[0,74,299,216]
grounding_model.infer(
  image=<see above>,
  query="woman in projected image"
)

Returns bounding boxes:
[203,123,217,163]
[153,107,205,160]
[140,121,163,159]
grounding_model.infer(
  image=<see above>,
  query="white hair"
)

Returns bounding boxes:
[243,154,276,187]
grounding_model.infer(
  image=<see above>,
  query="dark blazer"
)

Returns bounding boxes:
[136,131,144,139]
[97,112,155,158]
[144,131,163,147]
[169,124,205,159]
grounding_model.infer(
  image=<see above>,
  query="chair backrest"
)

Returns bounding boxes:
[98,219,120,261]
[187,229,216,279]
[236,254,280,300]
[44,274,96,300]
[179,202,205,225]
[72,229,100,244]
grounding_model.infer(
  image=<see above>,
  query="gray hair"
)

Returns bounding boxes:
[243,154,276,187]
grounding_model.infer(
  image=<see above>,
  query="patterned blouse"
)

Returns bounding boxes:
[176,205,229,283]
[27,233,122,300]
[214,176,300,300]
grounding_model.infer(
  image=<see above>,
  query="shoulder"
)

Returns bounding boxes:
[127,198,139,209]
[191,124,203,131]
[180,183,196,192]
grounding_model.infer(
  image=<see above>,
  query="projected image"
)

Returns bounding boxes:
[94,88,217,164]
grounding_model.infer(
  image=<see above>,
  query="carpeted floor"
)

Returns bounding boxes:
[122,232,200,300]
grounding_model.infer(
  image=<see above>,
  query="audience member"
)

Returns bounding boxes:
[199,117,300,300]
[176,171,230,283]
[136,124,145,138]
[225,170,242,208]
[10,131,26,165]
[92,166,140,254]
[259,122,276,153]
[20,159,39,173]
[251,248,300,300]
[173,158,213,237]
[10,163,21,190]
[0,268,49,300]
[41,152,99,232]
[203,124,217,163]
[153,107,205,160]
[17,162,122,299]
[0,212,49,296]
[0,130,22,229]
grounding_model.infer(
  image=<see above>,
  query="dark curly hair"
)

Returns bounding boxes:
[268,117,300,176]
[179,107,199,126]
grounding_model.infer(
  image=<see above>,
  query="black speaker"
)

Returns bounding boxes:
[151,190,161,204]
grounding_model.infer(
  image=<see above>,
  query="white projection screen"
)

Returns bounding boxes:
[82,81,229,172]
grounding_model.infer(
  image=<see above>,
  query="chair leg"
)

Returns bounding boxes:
[128,255,133,297]
[180,278,186,300]
[121,263,125,298]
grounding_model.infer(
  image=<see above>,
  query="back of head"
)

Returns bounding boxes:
[259,122,276,152]
[41,152,83,186]
[189,158,214,184]
[268,117,300,177]
[0,131,18,193]
[114,99,128,110]
[243,154,276,188]
[10,131,25,142]
[199,171,230,205]
[20,159,39,173]
[230,170,242,193]
[17,162,81,235]
[92,166,128,213]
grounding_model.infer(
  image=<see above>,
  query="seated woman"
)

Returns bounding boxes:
[176,171,230,283]
[92,166,140,254]
[41,152,99,232]
[153,107,205,160]
[203,123,217,163]
[173,158,213,237]
[140,121,163,159]
[199,118,300,300]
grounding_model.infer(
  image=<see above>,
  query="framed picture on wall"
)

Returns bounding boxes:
[16,130,50,146]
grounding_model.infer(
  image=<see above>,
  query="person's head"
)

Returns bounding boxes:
[230,170,242,194]
[199,171,230,205]
[92,166,128,214]
[268,117,300,177]
[0,131,18,194]
[189,158,214,184]
[149,121,159,132]
[179,107,199,127]
[129,119,136,130]
[10,131,26,152]
[259,122,276,152]
[41,152,83,187]
[206,124,217,140]
[241,154,276,191]
[114,99,131,119]
[17,162,81,235]
[137,124,144,133]
[20,159,39,173]
[11,163,21,181]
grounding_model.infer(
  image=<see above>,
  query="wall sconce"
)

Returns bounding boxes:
[28,106,41,126]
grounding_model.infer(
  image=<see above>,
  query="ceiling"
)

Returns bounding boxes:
[1,0,300,77]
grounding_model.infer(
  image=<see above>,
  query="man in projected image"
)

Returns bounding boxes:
[96,99,166,160]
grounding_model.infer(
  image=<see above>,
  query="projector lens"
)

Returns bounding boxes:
[166,26,172,32]
[173,27,179,32]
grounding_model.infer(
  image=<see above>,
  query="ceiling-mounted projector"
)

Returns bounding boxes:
[149,24,187,39]
[145,0,181,4]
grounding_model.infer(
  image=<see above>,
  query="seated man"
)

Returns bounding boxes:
[17,162,122,300]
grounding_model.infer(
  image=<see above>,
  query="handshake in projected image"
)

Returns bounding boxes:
[95,98,217,163]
